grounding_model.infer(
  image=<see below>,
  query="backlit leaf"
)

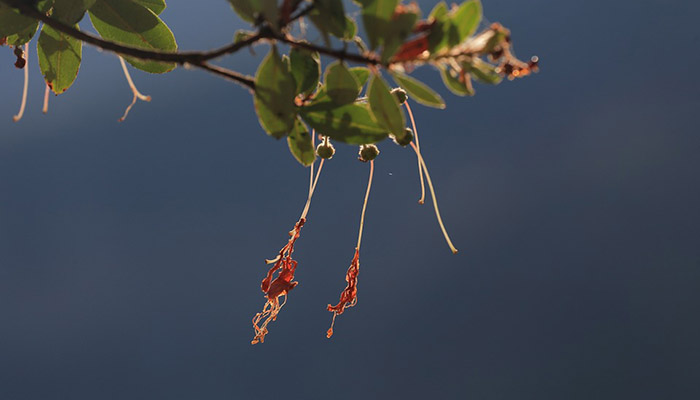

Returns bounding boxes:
[349,67,370,88]
[453,0,481,43]
[300,99,389,144]
[254,46,297,139]
[309,0,347,39]
[287,117,316,166]
[290,48,320,96]
[357,0,398,50]
[37,24,82,94]
[324,61,360,105]
[367,74,406,138]
[88,0,177,73]
[390,71,445,109]
[440,66,474,96]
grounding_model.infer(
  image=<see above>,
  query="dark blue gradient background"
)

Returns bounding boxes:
[1,1,698,399]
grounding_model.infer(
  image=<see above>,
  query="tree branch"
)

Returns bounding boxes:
[2,0,271,64]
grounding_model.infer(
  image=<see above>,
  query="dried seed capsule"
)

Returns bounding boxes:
[358,144,379,162]
[393,128,414,147]
[391,88,408,104]
[316,142,335,159]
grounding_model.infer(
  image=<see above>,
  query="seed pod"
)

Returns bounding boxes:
[358,144,379,162]
[316,142,335,159]
[391,88,408,104]
[393,127,414,147]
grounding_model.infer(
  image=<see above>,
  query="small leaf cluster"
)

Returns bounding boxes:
[1,0,175,94]
[231,0,536,166]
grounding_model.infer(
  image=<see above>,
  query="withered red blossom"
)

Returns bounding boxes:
[326,249,360,338]
[251,218,305,344]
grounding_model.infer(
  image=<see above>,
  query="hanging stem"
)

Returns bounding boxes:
[356,160,374,251]
[404,101,425,204]
[326,160,375,338]
[12,44,29,122]
[42,83,50,114]
[299,130,325,221]
[118,56,151,122]
[410,142,458,254]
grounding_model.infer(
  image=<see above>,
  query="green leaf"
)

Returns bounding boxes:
[452,0,481,43]
[367,74,406,138]
[390,71,445,109]
[300,100,389,145]
[464,59,502,85]
[254,46,297,139]
[53,0,96,24]
[289,48,320,96]
[357,0,398,50]
[343,16,357,40]
[440,66,474,96]
[349,67,370,88]
[308,0,347,39]
[324,61,360,105]
[5,21,39,46]
[132,0,166,15]
[381,9,419,63]
[37,24,82,94]
[426,1,448,53]
[227,0,278,30]
[0,4,37,38]
[88,0,177,73]
[1,0,52,45]
[287,118,316,166]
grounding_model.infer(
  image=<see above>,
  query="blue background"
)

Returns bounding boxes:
[1,0,699,398]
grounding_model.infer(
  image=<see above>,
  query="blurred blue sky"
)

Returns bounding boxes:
[1,0,699,399]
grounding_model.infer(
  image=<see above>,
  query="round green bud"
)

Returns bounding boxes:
[358,144,380,162]
[393,127,414,147]
[316,142,335,159]
[391,88,408,104]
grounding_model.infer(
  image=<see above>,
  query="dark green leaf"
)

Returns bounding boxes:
[390,71,445,109]
[367,74,406,138]
[228,0,278,30]
[440,66,474,96]
[357,0,398,50]
[88,0,177,73]
[0,4,37,38]
[324,61,360,105]
[254,46,297,139]
[53,0,95,24]
[5,21,39,46]
[343,16,357,40]
[300,99,389,145]
[349,67,370,88]
[381,9,418,63]
[1,0,52,45]
[308,0,347,39]
[287,118,316,166]
[290,48,320,96]
[453,0,481,43]
[426,1,448,53]
[37,24,82,94]
[132,0,166,15]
